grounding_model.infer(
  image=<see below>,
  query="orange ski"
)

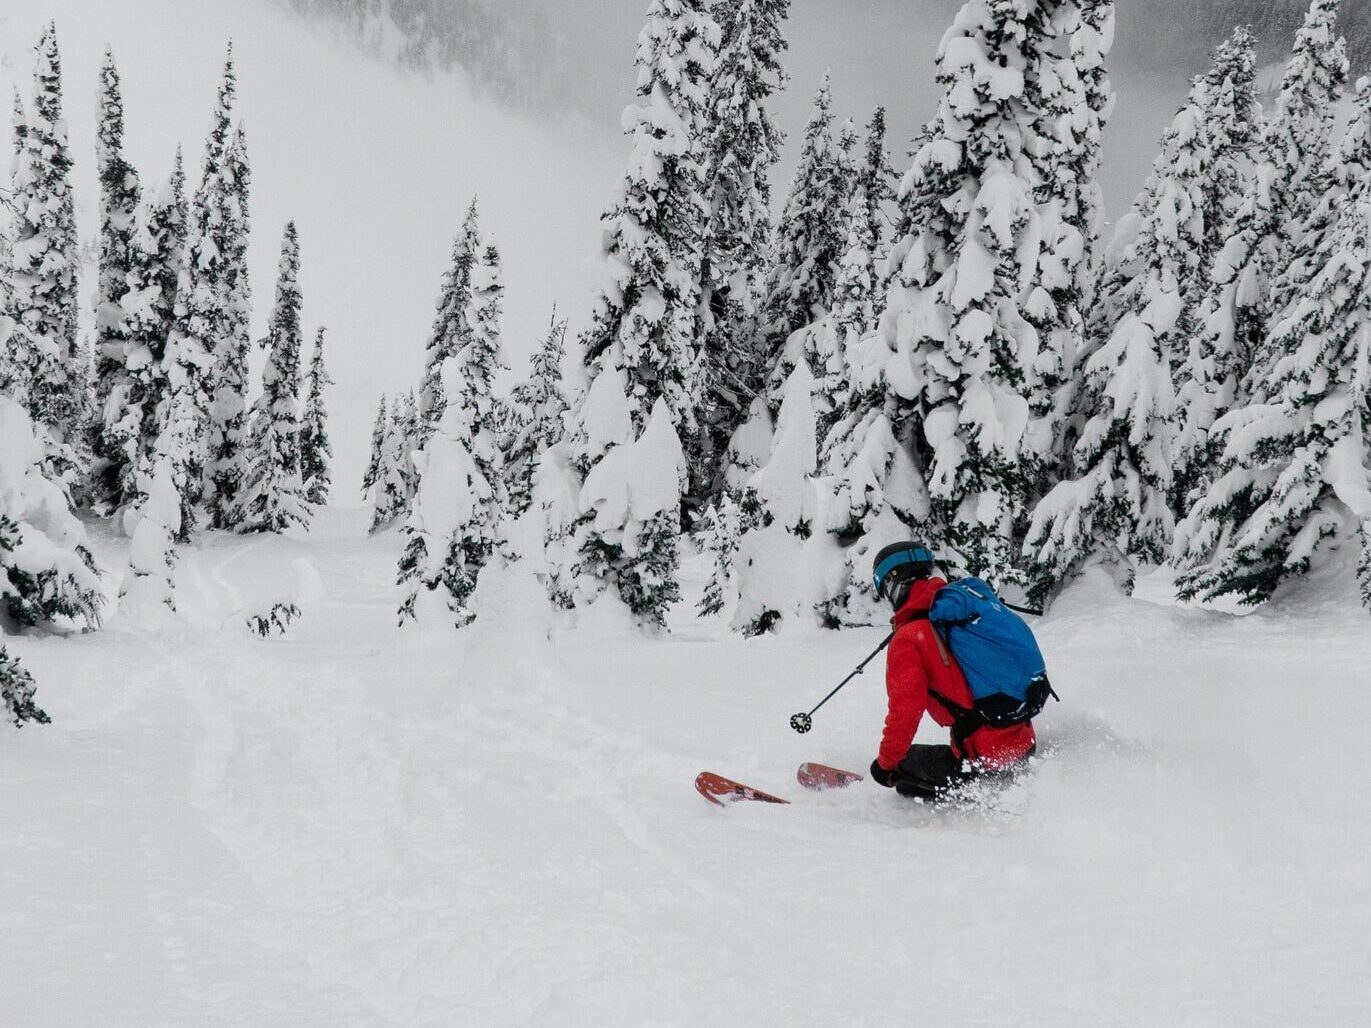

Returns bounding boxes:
[694,772,790,807]
[796,763,865,791]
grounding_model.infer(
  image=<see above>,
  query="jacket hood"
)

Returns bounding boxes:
[892,577,948,627]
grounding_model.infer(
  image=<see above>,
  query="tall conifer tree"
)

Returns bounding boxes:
[1025,71,1213,602]
[758,74,849,393]
[370,398,411,532]
[3,24,84,481]
[397,354,502,628]
[209,122,254,528]
[697,0,789,493]
[362,394,388,498]
[180,48,240,515]
[504,313,569,518]
[419,200,481,443]
[1172,28,1269,506]
[556,0,718,620]
[865,2,1056,583]
[300,327,333,506]
[1019,0,1116,516]
[237,223,309,534]
[105,164,187,516]
[1193,1,1347,425]
[92,46,142,505]
[1176,161,1371,611]
[576,0,717,439]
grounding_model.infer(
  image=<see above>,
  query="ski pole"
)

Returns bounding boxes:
[789,631,895,734]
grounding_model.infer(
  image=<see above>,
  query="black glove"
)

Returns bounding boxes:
[870,759,896,788]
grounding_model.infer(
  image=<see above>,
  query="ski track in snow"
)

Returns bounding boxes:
[3,508,1370,1025]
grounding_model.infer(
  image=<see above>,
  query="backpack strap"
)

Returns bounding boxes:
[904,610,952,668]
[907,611,983,739]
[927,687,984,750]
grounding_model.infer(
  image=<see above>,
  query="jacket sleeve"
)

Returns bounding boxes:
[877,629,930,771]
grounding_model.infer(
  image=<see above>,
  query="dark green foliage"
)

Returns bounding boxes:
[758,75,851,394]
[5,23,84,464]
[209,122,254,530]
[696,0,790,499]
[504,313,568,517]
[0,515,103,631]
[91,47,142,509]
[362,395,387,498]
[419,202,481,442]
[301,327,334,506]
[246,602,301,637]
[1,647,49,727]
[238,222,309,533]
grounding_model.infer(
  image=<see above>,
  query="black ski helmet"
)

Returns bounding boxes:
[872,541,937,607]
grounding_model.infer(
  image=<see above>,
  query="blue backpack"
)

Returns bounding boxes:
[927,578,1056,728]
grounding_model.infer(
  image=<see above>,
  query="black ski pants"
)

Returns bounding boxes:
[891,743,1035,802]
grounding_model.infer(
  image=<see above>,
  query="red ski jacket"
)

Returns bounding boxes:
[876,578,1036,772]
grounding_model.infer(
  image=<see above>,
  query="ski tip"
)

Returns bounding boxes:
[695,772,789,806]
[796,762,865,791]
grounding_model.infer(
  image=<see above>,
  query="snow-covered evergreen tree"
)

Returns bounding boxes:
[418,199,480,443]
[1189,0,1347,448]
[697,493,744,618]
[733,363,837,633]
[100,162,186,517]
[362,394,387,498]
[236,222,309,534]
[0,646,49,727]
[557,0,717,617]
[696,0,789,494]
[1196,26,1260,264]
[180,49,241,516]
[300,327,333,506]
[398,390,422,505]
[1176,176,1371,611]
[118,452,181,618]
[370,398,411,533]
[0,395,103,631]
[1169,28,1266,506]
[1279,76,1371,302]
[576,396,689,626]
[856,2,1071,585]
[456,242,508,492]
[397,356,500,628]
[787,178,881,438]
[577,0,717,443]
[208,122,253,529]
[3,24,84,480]
[147,357,201,545]
[758,73,850,391]
[400,237,508,612]
[1019,0,1116,512]
[1025,73,1217,603]
[8,88,26,160]
[857,107,894,244]
[505,313,569,518]
[91,46,142,507]
[1173,26,1322,510]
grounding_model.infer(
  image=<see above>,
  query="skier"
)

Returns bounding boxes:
[868,542,1037,801]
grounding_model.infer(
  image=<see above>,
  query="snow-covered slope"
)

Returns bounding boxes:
[2,514,1366,1025]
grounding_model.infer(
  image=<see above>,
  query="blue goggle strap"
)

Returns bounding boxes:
[872,548,936,591]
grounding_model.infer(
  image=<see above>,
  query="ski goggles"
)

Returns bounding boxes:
[872,547,937,594]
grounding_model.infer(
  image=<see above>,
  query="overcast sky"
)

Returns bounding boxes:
[285,0,1366,216]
